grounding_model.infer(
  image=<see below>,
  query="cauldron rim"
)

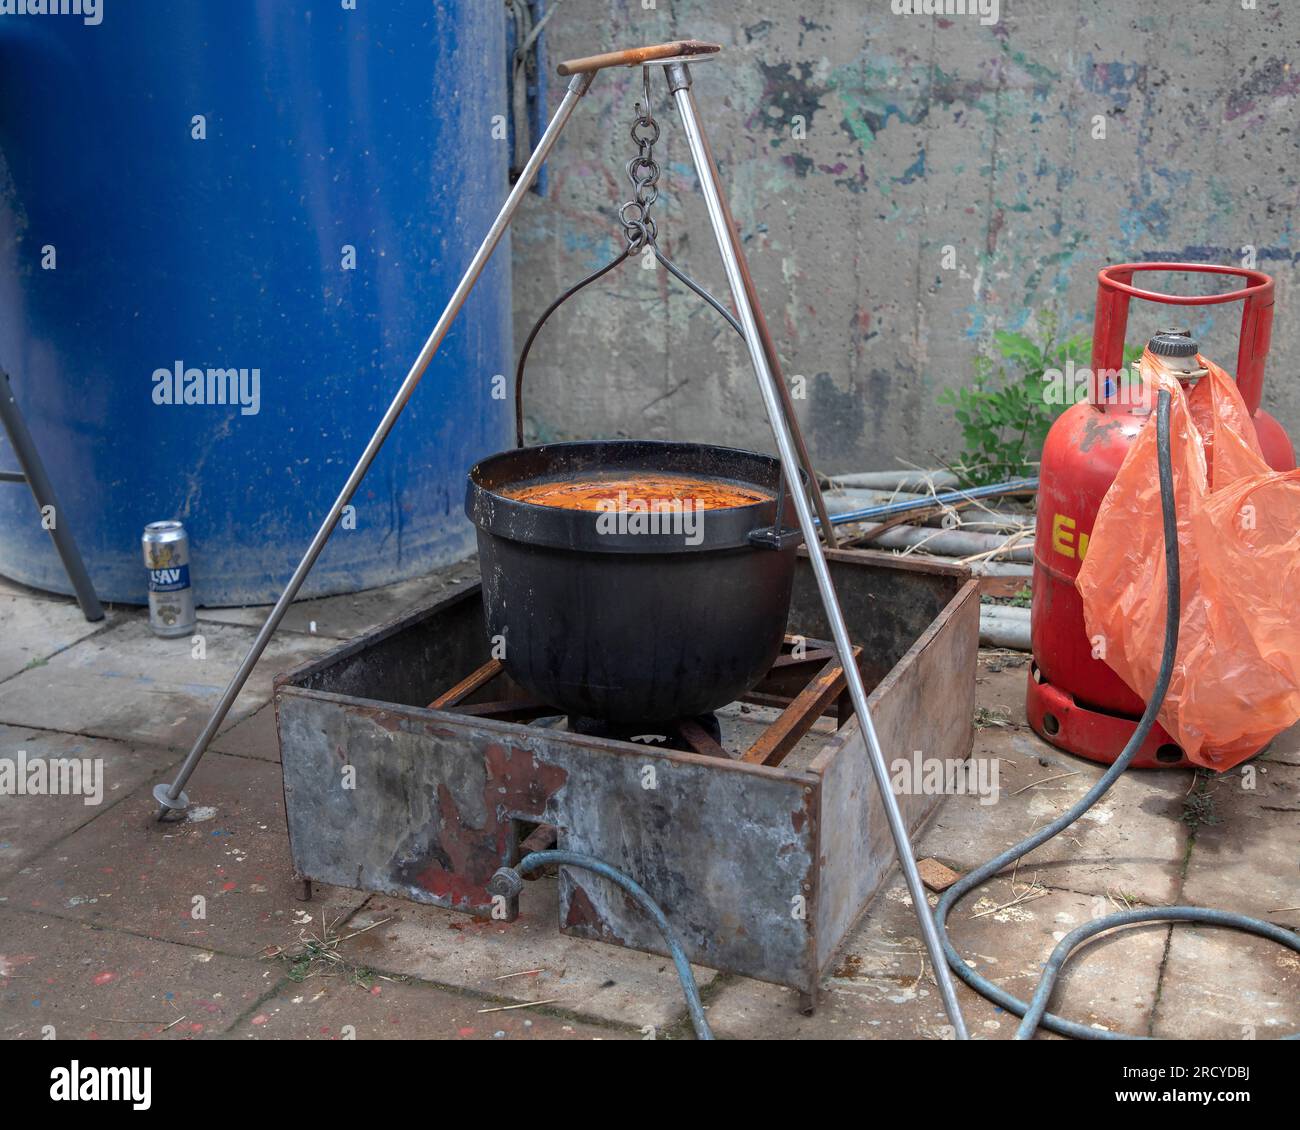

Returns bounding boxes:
[466,439,803,555]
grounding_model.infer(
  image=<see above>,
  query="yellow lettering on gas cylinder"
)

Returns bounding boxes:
[1052,514,1076,559]
[1051,514,1090,561]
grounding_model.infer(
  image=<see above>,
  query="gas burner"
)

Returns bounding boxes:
[567,712,722,754]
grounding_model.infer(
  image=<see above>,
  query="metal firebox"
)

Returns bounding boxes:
[275,549,977,1004]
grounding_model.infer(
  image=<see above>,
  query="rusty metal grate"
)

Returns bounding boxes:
[427,635,860,768]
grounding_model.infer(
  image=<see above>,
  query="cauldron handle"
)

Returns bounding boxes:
[513,241,747,448]
[513,248,631,448]
[513,239,799,548]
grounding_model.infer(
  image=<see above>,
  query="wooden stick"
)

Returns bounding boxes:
[556,40,721,76]
[477,998,563,1013]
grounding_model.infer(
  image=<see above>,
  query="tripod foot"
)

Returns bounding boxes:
[153,782,190,822]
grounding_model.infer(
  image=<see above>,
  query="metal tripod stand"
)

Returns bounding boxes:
[153,40,969,1039]
[0,367,104,623]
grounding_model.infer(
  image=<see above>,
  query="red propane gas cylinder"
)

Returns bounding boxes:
[1027,264,1296,768]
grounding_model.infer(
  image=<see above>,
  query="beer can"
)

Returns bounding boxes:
[142,520,196,638]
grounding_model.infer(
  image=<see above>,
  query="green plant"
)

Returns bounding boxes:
[938,314,1141,487]
[1181,774,1220,829]
[981,584,1033,609]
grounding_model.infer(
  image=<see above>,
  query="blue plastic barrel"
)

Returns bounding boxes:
[0,1,512,604]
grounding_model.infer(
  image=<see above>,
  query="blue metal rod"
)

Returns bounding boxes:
[820,476,1038,527]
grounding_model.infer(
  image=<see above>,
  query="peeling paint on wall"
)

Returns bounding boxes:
[513,1,1300,471]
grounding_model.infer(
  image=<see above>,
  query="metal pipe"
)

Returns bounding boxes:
[666,62,969,1039]
[979,606,1032,651]
[824,476,1038,527]
[831,469,959,491]
[849,524,1033,562]
[971,561,1033,578]
[0,368,104,622]
[153,71,596,820]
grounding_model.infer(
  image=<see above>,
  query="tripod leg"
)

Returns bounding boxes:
[665,61,969,1040]
[0,370,105,622]
[675,156,839,547]
[153,72,596,821]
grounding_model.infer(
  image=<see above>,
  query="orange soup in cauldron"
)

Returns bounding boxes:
[502,472,771,512]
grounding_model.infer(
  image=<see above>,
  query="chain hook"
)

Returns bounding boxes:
[640,63,652,124]
[620,65,661,252]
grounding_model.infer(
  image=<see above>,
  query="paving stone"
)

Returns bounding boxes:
[706,878,1169,1040]
[0,572,81,603]
[700,972,1000,1041]
[974,650,1033,723]
[196,557,481,640]
[0,725,176,876]
[1181,762,1300,926]
[213,703,280,762]
[227,971,632,1040]
[0,595,115,683]
[1264,721,1300,767]
[0,907,274,1039]
[0,577,113,613]
[0,601,1283,1042]
[0,619,333,749]
[942,881,1168,1038]
[0,751,365,957]
[334,882,717,1034]
[1151,924,1300,1041]
[916,727,1193,905]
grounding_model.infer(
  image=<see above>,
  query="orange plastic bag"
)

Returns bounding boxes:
[1076,349,1300,770]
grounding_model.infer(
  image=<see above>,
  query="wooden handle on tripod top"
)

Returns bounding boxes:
[556,40,720,76]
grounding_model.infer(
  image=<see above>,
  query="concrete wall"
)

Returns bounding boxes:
[511,0,1299,474]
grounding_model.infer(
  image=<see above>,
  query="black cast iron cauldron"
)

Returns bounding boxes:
[465,440,802,725]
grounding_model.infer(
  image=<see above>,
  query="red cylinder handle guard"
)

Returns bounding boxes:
[1091,262,1274,414]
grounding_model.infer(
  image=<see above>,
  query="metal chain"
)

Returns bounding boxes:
[516,65,791,541]
[613,68,788,539]
[618,67,660,250]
